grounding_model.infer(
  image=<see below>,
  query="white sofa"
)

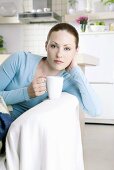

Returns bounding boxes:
[0,92,84,170]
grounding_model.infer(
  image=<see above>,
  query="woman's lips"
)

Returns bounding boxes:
[54,60,64,64]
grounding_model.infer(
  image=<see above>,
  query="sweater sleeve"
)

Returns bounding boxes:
[68,66,101,117]
[0,52,30,105]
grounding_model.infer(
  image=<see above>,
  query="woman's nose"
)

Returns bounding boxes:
[56,48,63,58]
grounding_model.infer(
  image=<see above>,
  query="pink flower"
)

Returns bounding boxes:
[76,16,88,25]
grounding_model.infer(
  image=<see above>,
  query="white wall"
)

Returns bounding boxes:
[22,23,55,55]
[0,23,55,55]
[0,25,24,53]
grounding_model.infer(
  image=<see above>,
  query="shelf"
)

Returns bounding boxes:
[65,11,114,22]
[79,31,114,35]
[0,16,21,24]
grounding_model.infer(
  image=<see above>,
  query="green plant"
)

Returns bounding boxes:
[0,35,6,53]
[90,21,105,26]
[0,35,4,48]
[95,21,105,25]
[101,0,114,5]
[68,0,78,7]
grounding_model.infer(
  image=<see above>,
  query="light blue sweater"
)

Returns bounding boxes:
[0,51,101,119]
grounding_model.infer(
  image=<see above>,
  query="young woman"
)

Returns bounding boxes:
[0,22,101,170]
[0,23,101,120]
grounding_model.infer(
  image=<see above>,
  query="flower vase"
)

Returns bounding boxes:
[81,24,87,32]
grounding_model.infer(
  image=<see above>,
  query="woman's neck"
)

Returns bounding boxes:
[39,58,60,76]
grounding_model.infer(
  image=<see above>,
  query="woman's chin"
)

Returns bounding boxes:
[54,66,65,71]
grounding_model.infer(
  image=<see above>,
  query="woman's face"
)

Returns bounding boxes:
[45,30,78,71]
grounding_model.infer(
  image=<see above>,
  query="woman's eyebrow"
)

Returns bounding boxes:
[51,41,72,46]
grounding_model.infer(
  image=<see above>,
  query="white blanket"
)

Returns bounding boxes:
[0,92,84,170]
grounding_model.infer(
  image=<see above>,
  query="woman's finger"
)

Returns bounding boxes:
[35,77,46,84]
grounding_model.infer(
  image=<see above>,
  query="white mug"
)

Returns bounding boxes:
[47,76,63,100]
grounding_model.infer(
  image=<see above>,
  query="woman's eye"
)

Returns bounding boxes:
[64,47,70,51]
[50,44,56,48]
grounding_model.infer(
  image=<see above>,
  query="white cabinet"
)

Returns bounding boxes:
[91,83,114,119]
[79,33,114,83]
[79,32,114,123]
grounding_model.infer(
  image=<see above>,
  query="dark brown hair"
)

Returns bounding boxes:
[47,23,79,49]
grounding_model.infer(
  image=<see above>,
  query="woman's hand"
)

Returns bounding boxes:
[65,56,77,72]
[27,76,47,98]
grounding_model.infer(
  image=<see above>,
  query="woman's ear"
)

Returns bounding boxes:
[45,41,48,51]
